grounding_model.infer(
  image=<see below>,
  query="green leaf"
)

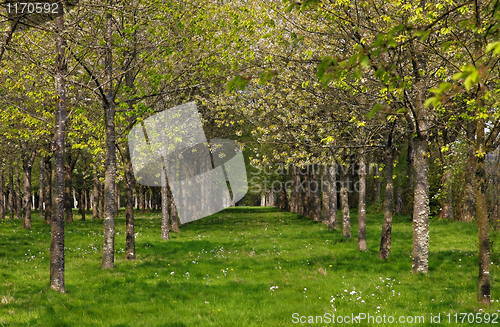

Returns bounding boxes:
[226,75,249,92]
[367,103,384,119]
[316,56,336,80]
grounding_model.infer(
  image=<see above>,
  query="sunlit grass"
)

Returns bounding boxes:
[0,207,499,326]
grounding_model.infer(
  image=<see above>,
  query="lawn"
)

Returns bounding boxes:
[1,207,500,326]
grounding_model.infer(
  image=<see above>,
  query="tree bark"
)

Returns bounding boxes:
[0,168,4,220]
[15,163,22,219]
[124,144,136,259]
[340,165,351,239]
[44,156,52,224]
[411,135,430,273]
[64,149,73,223]
[79,190,85,221]
[463,121,476,222]
[161,167,170,240]
[311,164,321,221]
[101,12,117,270]
[9,166,14,219]
[476,118,490,305]
[328,165,338,231]
[169,186,180,232]
[322,165,329,224]
[92,169,99,219]
[374,156,381,205]
[358,150,367,251]
[22,150,37,229]
[39,158,44,217]
[50,0,66,292]
[379,143,394,259]
[411,40,430,274]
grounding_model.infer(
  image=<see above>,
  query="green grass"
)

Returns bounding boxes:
[1,207,500,326]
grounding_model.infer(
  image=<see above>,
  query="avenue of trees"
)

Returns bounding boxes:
[0,0,499,305]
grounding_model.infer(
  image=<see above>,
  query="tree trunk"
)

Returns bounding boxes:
[39,158,44,217]
[379,144,394,259]
[322,165,329,224]
[340,165,351,239]
[9,166,14,219]
[411,135,430,273]
[22,150,36,229]
[169,186,180,232]
[50,1,66,292]
[476,118,490,304]
[411,39,430,274]
[85,189,90,214]
[328,165,338,231]
[161,170,170,240]
[64,149,73,223]
[0,168,4,220]
[358,151,367,251]
[44,156,52,224]
[374,157,381,204]
[92,170,99,219]
[395,186,404,214]
[440,169,453,219]
[15,164,22,219]
[101,12,117,270]
[79,190,85,221]
[463,121,476,222]
[124,142,136,259]
[311,165,321,220]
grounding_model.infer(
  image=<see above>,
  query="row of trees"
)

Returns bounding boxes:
[1,0,499,305]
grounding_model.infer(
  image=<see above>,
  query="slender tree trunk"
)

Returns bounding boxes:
[374,157,381,205]
[92,170,99,219]
[124,144,136,259]
[379,143,394,259]
[312,164,321,221]
[340,165,351,239]
[161,168,170,240]
[22,150,36,229]
[358,150,367,251]
[79,190,85,221]
[328,165,338,230]
[15,164,22,219]
[302,167,309,217]
[9,166,14,219]
[101,12,117,270]
[39,158,44,217]
[50,0,66,292]
[169,186,180,232]
[395,186,404,214]
[476,117,490,305]
[141,186,146,213]
[440,169,453,219]
[44,156,52,224]
[0,168,4,220]
[64,149,73,223]
[322,165,329,224]
[98,179,104,219]
[123,67,136,257]
[85,189,90,214]
[115,182,119,214]
[464,121,476,222]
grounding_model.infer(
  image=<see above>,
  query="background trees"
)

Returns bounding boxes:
[0,0,499,305]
